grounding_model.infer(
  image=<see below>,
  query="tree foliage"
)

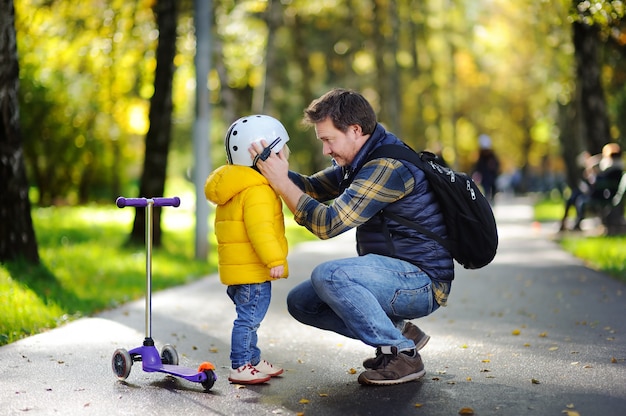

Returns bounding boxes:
[12,0,626,206]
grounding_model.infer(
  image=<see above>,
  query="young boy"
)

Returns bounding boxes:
[204,115,290,384]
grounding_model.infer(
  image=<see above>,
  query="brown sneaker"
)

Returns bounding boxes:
[362,322,430,369]
[358,348,425,386]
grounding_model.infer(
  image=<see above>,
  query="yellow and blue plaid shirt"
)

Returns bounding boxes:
[290,158,451,306]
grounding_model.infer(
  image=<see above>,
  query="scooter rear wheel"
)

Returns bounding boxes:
[112,348,132,380]
[160,344,179,365]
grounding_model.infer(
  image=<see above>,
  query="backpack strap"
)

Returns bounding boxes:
[366,144,452,251]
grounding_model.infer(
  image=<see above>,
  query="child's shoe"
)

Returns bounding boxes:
[254,359,283,377]
[228,363,271,384]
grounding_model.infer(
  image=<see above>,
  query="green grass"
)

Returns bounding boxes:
[0,204,315,346]
[534,197,626,283]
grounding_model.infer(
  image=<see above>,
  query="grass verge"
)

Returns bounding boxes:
[534,197,626,283]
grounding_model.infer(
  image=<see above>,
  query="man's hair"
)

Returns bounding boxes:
[303,88,377,135]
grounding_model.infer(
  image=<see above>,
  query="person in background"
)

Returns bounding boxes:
[472,134,500,203]
[205,115,290,385]
[252,88,453,386]
[572,143,624,230]
[559,150,597,231]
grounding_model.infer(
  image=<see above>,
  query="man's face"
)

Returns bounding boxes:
[314,118,362,167]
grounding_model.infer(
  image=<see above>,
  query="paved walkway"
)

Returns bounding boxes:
[1,195,625,415]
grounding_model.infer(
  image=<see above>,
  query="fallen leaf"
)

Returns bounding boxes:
[458,407,474,415]
[414,403,423,408]
[348,368,357,374]
[539,332,548,337]
[296,413,304,416]
[611,357,618,363]
[531,378,540,384]
[481,359,491,363]
[466,377,472,381]
[549,346,559,351]
[562,411,580,416]
[299,399,310,404]
[512,329,521,336]
[318,393,328,397]
[209,347,218,353]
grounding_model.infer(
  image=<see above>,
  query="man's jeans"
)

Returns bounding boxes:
[287,254,438,350]
[227,282,271,369]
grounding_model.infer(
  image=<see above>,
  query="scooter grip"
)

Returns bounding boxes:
[116,197,148,208]
[152,197,181,207]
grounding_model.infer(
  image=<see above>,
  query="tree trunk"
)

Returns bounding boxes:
[572,19,611,155]
[0,0,39,264]
[130,0,178,247]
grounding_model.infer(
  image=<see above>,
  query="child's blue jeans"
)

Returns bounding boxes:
[227,281,272,369]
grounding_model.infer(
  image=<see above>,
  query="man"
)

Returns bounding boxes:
[251,88,454,386]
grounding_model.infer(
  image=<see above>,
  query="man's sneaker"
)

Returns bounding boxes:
[228,363,271,384]
[358,347,425,386]
[362,322,430,369]
[254,360,283,377]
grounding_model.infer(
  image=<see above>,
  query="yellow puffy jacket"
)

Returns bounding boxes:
[205,164,289,285]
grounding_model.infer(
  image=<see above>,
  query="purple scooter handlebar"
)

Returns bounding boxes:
[116,197,181,208]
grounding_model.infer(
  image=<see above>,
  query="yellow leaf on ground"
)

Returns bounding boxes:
[414,403,423,408]
[459,407,474,415]
[512,329,521,335]
[348,368,357,374]
[299,399,310,404]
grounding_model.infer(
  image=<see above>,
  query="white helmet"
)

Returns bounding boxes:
[225,115,290,166]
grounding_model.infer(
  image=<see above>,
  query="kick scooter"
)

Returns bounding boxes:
[111,196,217,391]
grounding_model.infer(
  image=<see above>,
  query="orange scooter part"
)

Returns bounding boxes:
[198,361,216,372]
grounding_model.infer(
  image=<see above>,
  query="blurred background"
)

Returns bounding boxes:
[10,0,625,202]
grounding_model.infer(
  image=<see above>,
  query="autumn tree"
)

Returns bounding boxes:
[129,0,179,246]
[0,0,39,264]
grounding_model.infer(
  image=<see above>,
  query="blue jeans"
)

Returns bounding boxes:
[227,282,272,369]
[287,254,439,351]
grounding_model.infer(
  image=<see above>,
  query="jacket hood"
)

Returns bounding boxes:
[205,164,269,205]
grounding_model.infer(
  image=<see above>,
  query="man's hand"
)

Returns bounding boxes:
[249,140,304,214]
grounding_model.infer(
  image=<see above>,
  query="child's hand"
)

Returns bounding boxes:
[269,265,284,279]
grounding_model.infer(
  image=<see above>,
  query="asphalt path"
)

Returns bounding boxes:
[1,195,625,416]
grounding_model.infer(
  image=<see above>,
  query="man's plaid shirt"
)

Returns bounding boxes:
[289,158,451,306]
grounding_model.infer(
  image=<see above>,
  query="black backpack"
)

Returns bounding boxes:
[366,144,498,269]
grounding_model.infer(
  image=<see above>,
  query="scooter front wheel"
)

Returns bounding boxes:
[160,344,179,365]
[201,370,217,391]
[112,348,132,380]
